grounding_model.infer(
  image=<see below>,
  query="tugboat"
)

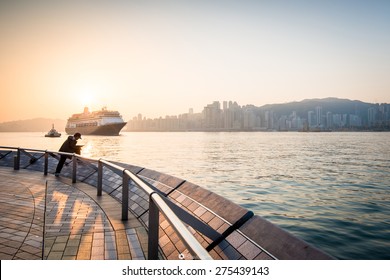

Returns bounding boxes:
[45,124,61,137]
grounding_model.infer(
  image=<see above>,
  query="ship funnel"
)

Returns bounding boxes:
[83,107,90,114]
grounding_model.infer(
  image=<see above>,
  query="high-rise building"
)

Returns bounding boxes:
[326,112,333,129]
[368,107,376,126]
[203,101,221,129]
[265,111,274,129]
[308,111,315,128]
[316,106,322,127]
[223,101,228,111]
[349,114,362,127]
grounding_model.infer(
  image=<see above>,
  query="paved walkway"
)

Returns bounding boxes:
[0,168,148,260]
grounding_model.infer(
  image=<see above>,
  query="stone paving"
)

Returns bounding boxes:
[0,168,148,260]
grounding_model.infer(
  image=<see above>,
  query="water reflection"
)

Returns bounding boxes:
[81,136,122,160]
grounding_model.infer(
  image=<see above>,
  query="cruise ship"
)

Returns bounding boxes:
[65,107,127,136]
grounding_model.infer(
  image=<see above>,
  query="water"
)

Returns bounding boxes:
[1,131,389,259]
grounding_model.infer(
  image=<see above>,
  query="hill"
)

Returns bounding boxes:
[258,97,374,120]
[0,118,66,132]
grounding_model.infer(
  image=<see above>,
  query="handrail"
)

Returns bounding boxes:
[100,159,212,259]
[0,146,75,158]
[0,146,212,260]
[100,159,124,172]
[150,193,213,260]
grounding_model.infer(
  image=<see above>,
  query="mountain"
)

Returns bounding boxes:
[258,97,374,120]
[0,118,66,132]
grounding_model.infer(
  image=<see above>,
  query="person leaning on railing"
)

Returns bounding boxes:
[55,132,82,177]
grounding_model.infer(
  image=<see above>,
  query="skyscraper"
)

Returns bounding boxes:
[308,111,315,128]
[203,101,221,129]
[326,112,333,129]
[316,106,322,127]
[368,107,376,126]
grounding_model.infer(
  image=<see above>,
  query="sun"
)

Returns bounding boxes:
[81,93,93,107]
[79,86,98,108]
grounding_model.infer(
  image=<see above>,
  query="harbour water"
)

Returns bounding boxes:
[1,131,389,259]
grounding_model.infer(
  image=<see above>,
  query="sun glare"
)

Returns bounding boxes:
[81,93,93,107]
[78,86,98,108]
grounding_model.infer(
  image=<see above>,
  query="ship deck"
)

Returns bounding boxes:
[0,168,147,260]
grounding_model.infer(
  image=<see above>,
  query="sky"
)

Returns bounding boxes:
[1,0,389,122]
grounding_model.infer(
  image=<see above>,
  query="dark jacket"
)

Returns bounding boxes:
[59,136,78,153]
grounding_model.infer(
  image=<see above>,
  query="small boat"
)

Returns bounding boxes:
[45,124,61,137]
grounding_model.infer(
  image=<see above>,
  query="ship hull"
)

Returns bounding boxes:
[65,122,127,136]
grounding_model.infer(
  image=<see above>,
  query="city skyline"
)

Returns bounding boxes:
[1,1,390,123]
[127,98,390,132]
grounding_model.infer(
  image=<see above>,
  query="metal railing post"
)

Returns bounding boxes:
[148,193,160,260]
[97,160,103,196]
[14,148,20,170]
[122,170,129,220]
[44,151,48,175]
[72,154,77,183]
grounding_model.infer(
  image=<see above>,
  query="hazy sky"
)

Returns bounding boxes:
[1,0,389,122]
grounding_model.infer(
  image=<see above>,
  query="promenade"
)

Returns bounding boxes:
[0,168,148,260]
[0,147,334,261]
